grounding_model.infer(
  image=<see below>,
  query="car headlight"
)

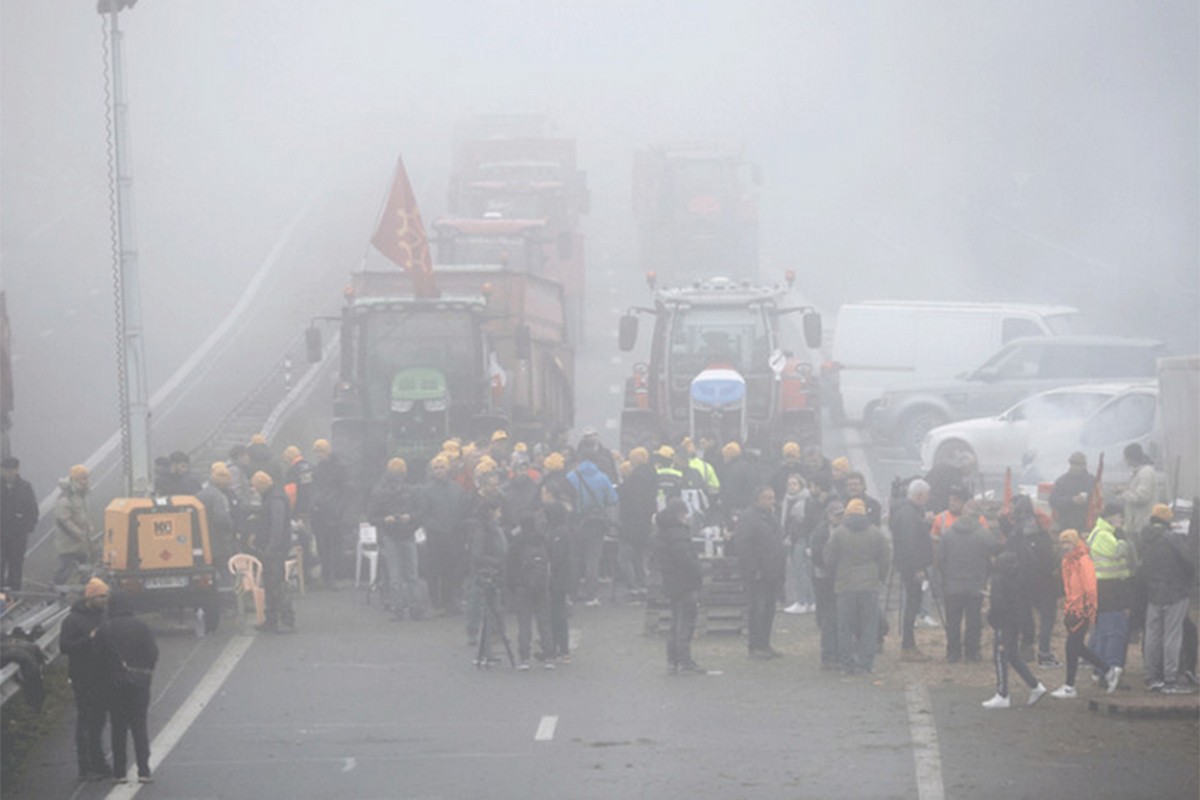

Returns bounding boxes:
[424,399,447,412]
[391,399,414,413]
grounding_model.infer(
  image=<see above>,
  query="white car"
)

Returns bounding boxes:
[1021,383,1160,484]
[919,385,1128,475]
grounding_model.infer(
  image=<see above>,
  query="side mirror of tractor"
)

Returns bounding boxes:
[618,314,639,352]
[305,326,323,364]
[802,312,822,349]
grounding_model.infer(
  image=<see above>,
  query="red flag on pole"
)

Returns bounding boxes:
[370,158,439,298]
[1001,467,1013,517]
[1085,452,1105,531]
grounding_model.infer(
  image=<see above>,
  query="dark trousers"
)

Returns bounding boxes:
[813,576,838,665]
[944,592,983,660]
[512,586,552,661]
[572,523,604,601]
[900,570,922,649]
[110,684,151,779]
[746,577,778,652]
[1065,622,1109,687]
[427,532,465,612]
[262,554,295,629]
[836,589,880,673]
[668,590,699,667]
[1,532,27,590]
[549,587,570,657]
[1021,590,1057,656]
[73,683,108,775]
[993,622,1038,698]
[312,516,342,585]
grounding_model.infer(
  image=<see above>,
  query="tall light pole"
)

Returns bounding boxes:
[102,0,151,496]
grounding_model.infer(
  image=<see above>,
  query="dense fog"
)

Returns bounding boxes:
[1,0,1196,493]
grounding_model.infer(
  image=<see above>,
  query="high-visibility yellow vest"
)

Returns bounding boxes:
[1087,518,1132,581]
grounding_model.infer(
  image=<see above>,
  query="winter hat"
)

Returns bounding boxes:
[721,441,741,460]
[1059,529,1082,548]
[282,445,301,462]
[1151,503,1174,522]
[210,462,233,485]
[831,456,851,474]
[69,464,89,481]
[543,452,565,472]
[513,442,528,453]
[782,441,801,459]
[251,471,274,493]
[442,439,462,454]
[628,447,649,466]
[845,498,867,516]
[84,577,110,599]
[312,439,332,457]
[387,457,407,475]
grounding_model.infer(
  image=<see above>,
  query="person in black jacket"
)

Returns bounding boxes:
[97,591,158,784]
[890,478,934,660]
[737,486,786,659]
[1003,495,1062,666]
[506,513,554,669]
[1139,504,1196,693]
[369,458,429,621]
[311,439,349,587]
[982,551,1048,709]
[61,578,112,781]
[1048,452,1094,534]
[655,498,705,674]
[539,481,574,663]
[618,448,659,598]
[0,456,38,590]
[251,471,295,633]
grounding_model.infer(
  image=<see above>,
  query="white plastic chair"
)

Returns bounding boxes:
[355,523,379,592]
[228,553,265,629]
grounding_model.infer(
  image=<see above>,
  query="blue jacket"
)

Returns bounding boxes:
[567,459,617,514]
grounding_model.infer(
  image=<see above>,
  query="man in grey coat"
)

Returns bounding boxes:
[937,501,1001,662]
[824,498,891,674]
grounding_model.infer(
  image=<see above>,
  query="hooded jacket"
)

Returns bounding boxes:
[823,513,891,594]
[735,504,786,584]
[938,513,999,596]
[61,599,107,689]
[567,459,617,515]
[655,513,702,596]
[1138,519,1195,606]
[1061,539,1098,631]
[54,477,94,560]
[986,551,1023,631]
[97,593,158,689]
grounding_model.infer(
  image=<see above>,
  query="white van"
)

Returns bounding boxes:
[827,301,1079,424]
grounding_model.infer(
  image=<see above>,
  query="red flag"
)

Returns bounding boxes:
[1085,452,1105,531]
[370,158,438,298]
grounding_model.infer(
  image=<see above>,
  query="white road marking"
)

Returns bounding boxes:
[103,633,256,799]
[535,716,558,741]
[904,681,946,800]
[341,757,357,772]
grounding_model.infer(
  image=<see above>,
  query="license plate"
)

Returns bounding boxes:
[143,575,189,590]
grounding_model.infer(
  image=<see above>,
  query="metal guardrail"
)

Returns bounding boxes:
[1,601,71,708]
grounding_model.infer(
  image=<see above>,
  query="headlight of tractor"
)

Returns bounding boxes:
[391,399,414,413]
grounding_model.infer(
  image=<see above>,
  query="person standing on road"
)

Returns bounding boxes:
[891,478,934,661]
[61,577,112,781]
[422,454,468,615]
[937,500,1000,663]
[54,464,96,585]
[1,456,37,590]
[370,458,429,621]
[617,447,657,598]
[311,438,348,588]
[738,486,787,659]
[506,509,554,669]
[566,449,617,606]
[843,472,882,527]
[1117,443,1160,546]
[809,498,845,669]
[982,551,1048,709]
[1049,452,1094,534]
[1138,504,1196,694]
[1004,495,1061,667]
[770,442,804,501]
[251,471,295,633]
[465,496,508,664]
[196,463,236,586]
[539,480,574,663]
[824,498,891,675]
[1086,504,1136,686]
[97,591,158,784]
[781,472,814,614]
[1051,529,1119,699]
[655,498,705,674]
[717,442,759,528]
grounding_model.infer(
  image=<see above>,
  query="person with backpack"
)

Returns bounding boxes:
[97,591,159,784]
[507,513,555,670]
[655,498,705,674]
[566,452,617,606]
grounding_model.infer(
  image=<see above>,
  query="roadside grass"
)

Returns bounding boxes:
[0,662,72,795]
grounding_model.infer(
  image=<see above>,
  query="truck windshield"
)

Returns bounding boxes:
[667,306,772,376]
[363,310,476,416]
[438,235,539,270]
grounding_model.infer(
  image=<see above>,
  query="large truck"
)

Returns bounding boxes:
[447,116,589,340]
[633,143,759,284]
[1158,354,1199,502]
[309,265,574,488]
[617,274,822,454]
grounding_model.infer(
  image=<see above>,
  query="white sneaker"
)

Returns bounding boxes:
[1105,666,1122,694]
[783,603,805,614]
[803,603,817,613]
[1050,685,1077,699]
[1028,682,1048,706]
[981,693,1010,709]
[517,661,531,671]
[584,598,601,607]
[918,614,940,628]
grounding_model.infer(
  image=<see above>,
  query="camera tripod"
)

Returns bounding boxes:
[475,578,515,670]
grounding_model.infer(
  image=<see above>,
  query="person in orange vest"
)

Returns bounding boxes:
[1050,529,1119,699]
